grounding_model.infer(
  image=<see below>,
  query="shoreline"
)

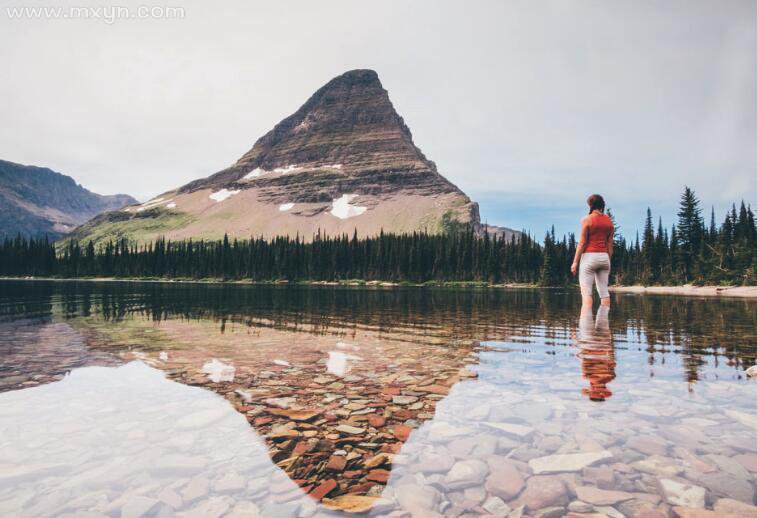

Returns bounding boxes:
[609,285,757,298]
[1,276,755,298]
[0,276,541,290]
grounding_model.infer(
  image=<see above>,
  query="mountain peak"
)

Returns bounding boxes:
[231,68,426,174]
[325,68,381,86]
[69,69,512,245]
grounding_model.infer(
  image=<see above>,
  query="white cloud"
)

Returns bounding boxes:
[0,0,753,219]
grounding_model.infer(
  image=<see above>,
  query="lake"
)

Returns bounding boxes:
[0,280,755,517]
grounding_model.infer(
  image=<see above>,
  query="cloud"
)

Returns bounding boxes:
[0,0,754,232]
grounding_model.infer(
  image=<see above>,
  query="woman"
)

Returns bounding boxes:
[571,194,614,308]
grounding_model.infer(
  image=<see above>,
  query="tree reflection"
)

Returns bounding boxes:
[0,280,754,382]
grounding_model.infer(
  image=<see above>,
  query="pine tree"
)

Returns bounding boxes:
[641,208,656,283]
[676,187,704,281]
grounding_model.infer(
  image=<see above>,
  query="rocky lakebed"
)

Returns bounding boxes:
[0,281,755,517]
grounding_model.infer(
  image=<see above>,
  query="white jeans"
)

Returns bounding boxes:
[579,252,611,299]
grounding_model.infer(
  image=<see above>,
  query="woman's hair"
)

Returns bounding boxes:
[587,194,605,214]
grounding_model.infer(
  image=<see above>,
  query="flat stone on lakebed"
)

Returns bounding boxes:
[529,450,613,474]
[335,424,366,435]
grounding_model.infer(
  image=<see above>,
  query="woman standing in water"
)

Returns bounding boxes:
[571,194,614,308]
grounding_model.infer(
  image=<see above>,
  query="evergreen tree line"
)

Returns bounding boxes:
[609,188,756,286]
[0,188,754,285]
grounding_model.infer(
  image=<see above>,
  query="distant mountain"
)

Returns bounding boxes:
[0,160,137,240]
[70,69,517,245]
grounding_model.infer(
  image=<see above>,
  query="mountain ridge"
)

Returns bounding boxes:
[0,160,137,240]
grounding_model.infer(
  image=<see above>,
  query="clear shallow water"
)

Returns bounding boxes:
[0,280,755,517]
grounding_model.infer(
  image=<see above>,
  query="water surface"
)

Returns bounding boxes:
[0,280,755,517]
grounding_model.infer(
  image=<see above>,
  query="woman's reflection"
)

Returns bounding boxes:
[576,305,616,401]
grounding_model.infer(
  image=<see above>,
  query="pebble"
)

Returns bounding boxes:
[632,455,683,477]
[733,453,757,472]
[671,507,719,518]
[444,459,489,490]
[157,488,182,509]
[481,495,510,516]
[413,450,455,474]
[335,424,365,435]
[484,458,524,500]
[659,478,706,508]
[529,450,613,474]
[181,477,210,503]
[517,475,569,511]
[181,496,230,517]
[627,436,669,456]
[567,500,594,513]
[582,465,615,489]
[212,472,245,493]
[395,483,441,516]
[120,496,159,518]
[693,471,754,502]
[482,422,535,439]
[322,495,379,513]
[309,479,337,500]
[724,410,757,431]
[226,501,261,518]
[713,498,757,517]
[393,424,411,441]
[533,506,567,518]
[326,455,347,471]
[574,485,634,505]
[366,469,390,483]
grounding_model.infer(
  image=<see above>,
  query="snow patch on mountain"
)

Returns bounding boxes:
[243,165,302,179]
[330,194,367,219]
[133,198,172,212]
[279,203,295,212]
[243,168,268,180]
[209,189,240,202]
[273,165,301,174]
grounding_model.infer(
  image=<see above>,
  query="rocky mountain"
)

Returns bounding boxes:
[70,69,516,245]
[0,160,137,240]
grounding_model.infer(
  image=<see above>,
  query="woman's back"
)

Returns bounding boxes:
[585,212,614,253]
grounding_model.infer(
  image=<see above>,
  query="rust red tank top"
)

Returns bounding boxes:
[585,212,614,253]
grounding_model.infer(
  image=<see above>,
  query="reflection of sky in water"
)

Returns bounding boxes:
[0,362,331,517]
[3,334,754,516]
[326,351,362,377]
[201,358,236,383]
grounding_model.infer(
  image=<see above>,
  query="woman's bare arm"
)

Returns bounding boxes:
[571,217,590,275]
[607,230,614,259]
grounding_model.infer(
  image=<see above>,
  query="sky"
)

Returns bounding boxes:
[1,0,755,238]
